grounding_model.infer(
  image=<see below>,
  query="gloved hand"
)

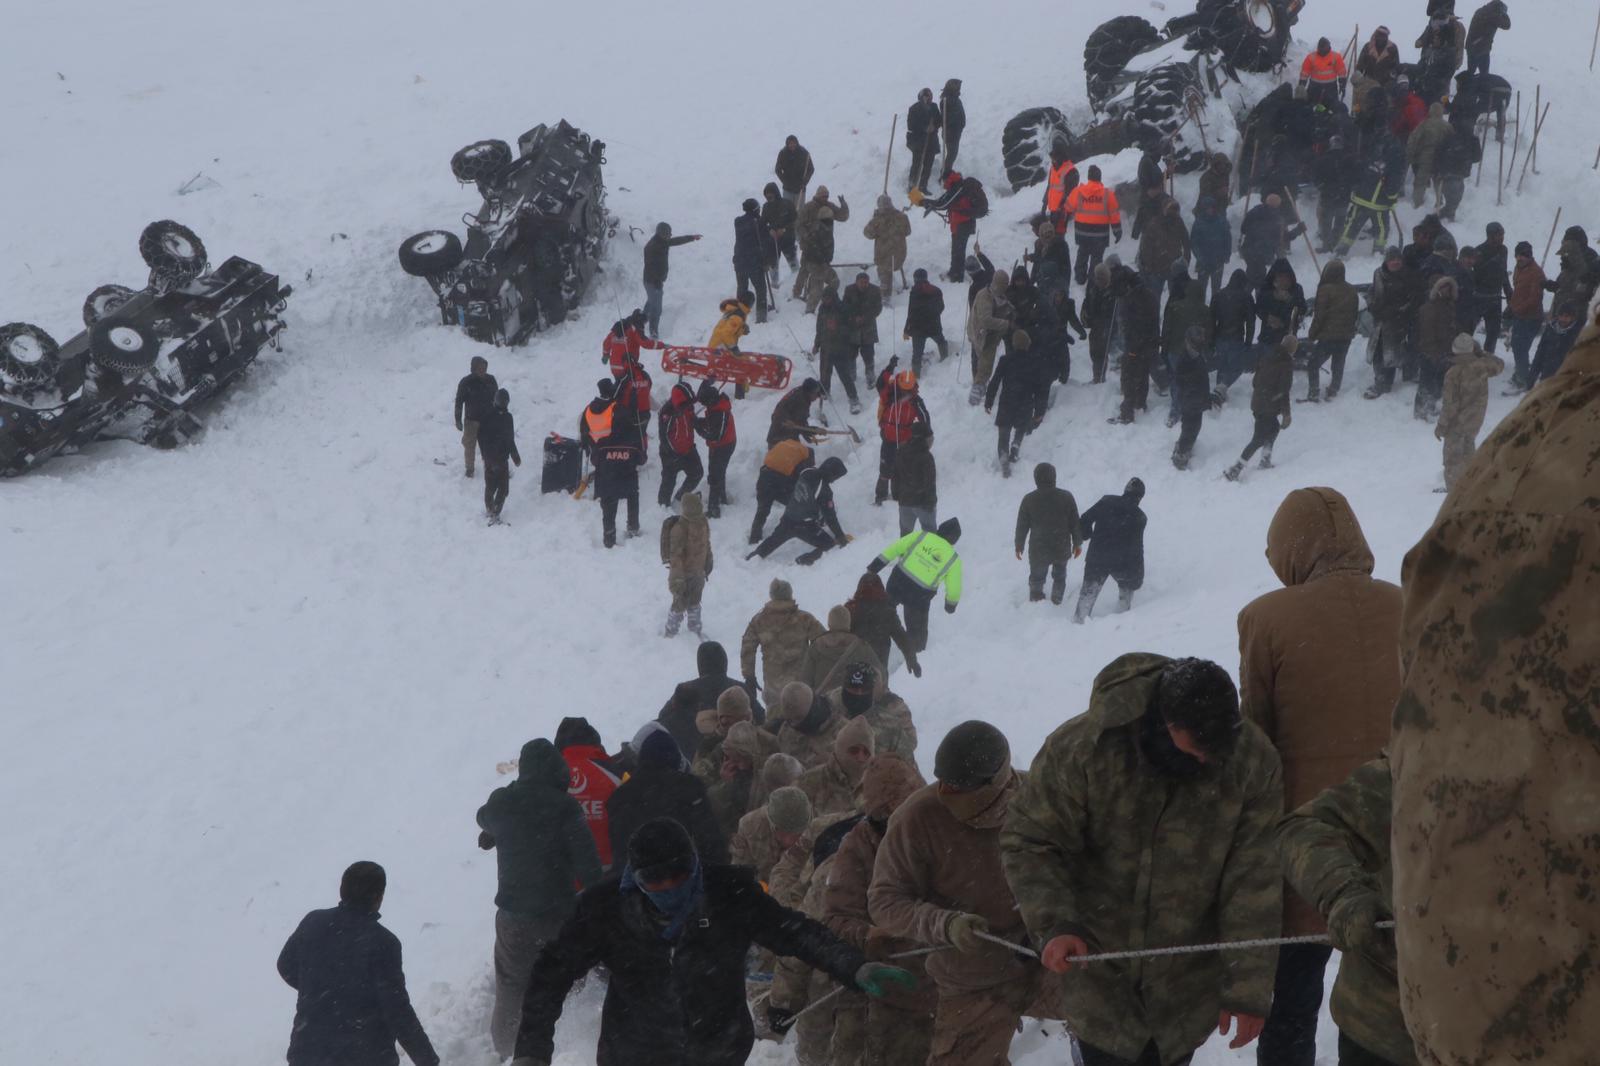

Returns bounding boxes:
[767,1004,799,1035]
[1328,890,1396,976]
[854,962,918,997]
[902,331,911,340]
[1210,392,1225,411]
[945,911,990,952]
[744,674,761,693]
[944,601,957,615]
[907,658,923,678]
[478,830,495,850]
[843,533,855,544]
[455,419,464,432]
[888,355,899,370]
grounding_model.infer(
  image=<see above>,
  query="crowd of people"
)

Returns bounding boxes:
[279,3,1600,1066]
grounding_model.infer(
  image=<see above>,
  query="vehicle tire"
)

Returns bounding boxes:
[89,317,161,376]
[82,284,137,329]
[0,322,61,388]
[1084,16,1162,109]
[1130,64,1209,173]
[1192,0,1293,73]
[398,230,465,277]
[450,139,513,185]
[138,220,208,282]
[1001,106,1070,192]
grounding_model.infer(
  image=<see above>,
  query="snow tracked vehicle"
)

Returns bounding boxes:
[399,120,614,346]
[0,221,291,476]
[1002,0,1305,190]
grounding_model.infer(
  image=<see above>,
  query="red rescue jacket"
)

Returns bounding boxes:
[560,745,622,869]
[659,383,698,456]
[604,325,663,376]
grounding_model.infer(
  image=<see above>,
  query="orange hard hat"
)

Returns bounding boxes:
[895,369,917,391]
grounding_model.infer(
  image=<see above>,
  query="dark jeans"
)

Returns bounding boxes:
[1074,235,1109,285]
[1028,557,1069,602]
[1138,269,1167,298]
[599,491,640,547]
[910,331,948,376]
[1509,315,1541,382]
[1174,410,1202,460]
[1465,299,1503,353]
[775,228,798,270]
[893,592,933,653]
[1079,1039,1190,1066]
[658,449,703,506]
[750,467,794,540]
[1466,50,1491,77]
[1306,81,1340,108]
[909,137,938,191]
[752,517,835,560]
[941,128,962,178]
[1339,1032,1401,1066]
[997,424,1026,459]
[735,265,770,320]
[1241,413,1281,462]
[1088,325,1110,381]
[1215,338,1254,387]
[643,282,664,337]
[1307,338,1350,396]
[706,445,733,509]
[950,220,976,281]
[876,439,898,502]
[1195,263,1226,300]
[1119,351,1151,421]
[484,460,510,516]
[1258,943,1334,1066]
[854,343,877,380]
[1414,360,1445,418]
[1074,575,1135,621]
[820,348,860,404]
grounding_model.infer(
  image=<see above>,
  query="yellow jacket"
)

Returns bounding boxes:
[708,299,751,350]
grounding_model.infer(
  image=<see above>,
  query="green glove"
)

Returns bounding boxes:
[945,911,990,952]
[854,962,918,997]
[1327,889,1396,977]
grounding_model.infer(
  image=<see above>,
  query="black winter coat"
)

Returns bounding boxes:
[515,866,865,1066]
[1121,284,1162,356]
[658,644,766,752]
[644,234,697,286]
[733,212,775,272]
[593,438,645,500]
[606,765,728,868]
[477,740,604,921]
[968,253,995,306]
[455,373,499,423]
[1212,274,1258,346]
[277,903,439,1066]
[1472,243,1512,304]
[906,99,942,146]
[1080,493,1147,587]
[892,436,937,507]
[1174,349,1213,418]
[476,408,521,465]
[906,281,946,336]
[985,350,1050,429]
[941,91,967,136]
[1255,274,1307,347]
[775,146,814,194]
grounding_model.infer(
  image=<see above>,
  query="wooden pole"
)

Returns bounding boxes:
[1497,122,1506,205]
[1531,85,1541,175]
[883,114,897,197]
[1541,207,1563,268]
[1242,129,1263,215]
[1517,101,1551,194]
[1281,185,1323,278]
[1475,122,1490,187]
[1505,93,1523,178]
[1593,143,1600,170]
[1590,4,1599,71]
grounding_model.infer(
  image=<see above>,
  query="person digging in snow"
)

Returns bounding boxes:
[1225,337,1295,482]
[747,456,852,566]
[866,518,962,653]
[662,491,713,638]
[509,817,915,1066]
[453,355,497,478]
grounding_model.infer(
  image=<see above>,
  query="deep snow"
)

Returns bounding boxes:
[4,1,1595,1064]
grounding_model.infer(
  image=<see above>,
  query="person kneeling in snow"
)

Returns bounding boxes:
[509,817,914,1066]
[747,457,852,566]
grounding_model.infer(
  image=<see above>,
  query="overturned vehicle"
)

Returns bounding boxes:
[399,120,614,346]
[0,221,291,476]
[1002,0,1306,190]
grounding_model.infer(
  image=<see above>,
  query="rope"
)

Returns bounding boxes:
[976,922,1395,965]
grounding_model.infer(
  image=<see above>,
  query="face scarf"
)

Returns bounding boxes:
[623,858,705,940]
[842,688,873,717]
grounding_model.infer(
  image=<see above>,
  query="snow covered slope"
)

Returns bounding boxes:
[3,1,1593,1064]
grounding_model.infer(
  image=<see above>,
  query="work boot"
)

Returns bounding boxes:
[1117,587,1135,612]
[1324,386,1339,400]
[707,503,721,519]
[1028,589,1046,603]
[1172,448,1190,470]
[1258,452,1274,470]
[465,468,475,478]
[1362,385,1385,399]
[748,525,763,545]
[1224,461,1244,481]
[664,610,684,637]
[967,382,984,406]
[849,398,862,415]
[796,548,825,566]
[626,526,643,539]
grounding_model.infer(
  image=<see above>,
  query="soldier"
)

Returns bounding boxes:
[799,605,885,694]
[874,360,928,506]
[1014,462,1082,605]
[820,661,917,758]
[741,578,825,697]
[477,389,522,522]
[774,134,815,207]
[967,269,1013,406]
[870,722,1064,1066]
[662,491,712,639]
[1405,104,1452,209]
[798,717,876,818]
[1001,655,1284,1066]
[867,518,963,654]
[453,355,497,478]
[1390,308,1599,1065]
[1435,333,1505,491]
[1225,336,1295,482]
[705,720,772,843]
[822,753,935,1066]
[794,186,849,304]
[1237,489,1402,1066]
[770,681,846,770]
[1277,758,1412,1066]
[863,195,911,296]
[1074,478,1147,622]
[905,88,942,194]
[731,786,813,882]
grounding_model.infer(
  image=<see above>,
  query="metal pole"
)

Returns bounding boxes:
[1497,121,1506,205]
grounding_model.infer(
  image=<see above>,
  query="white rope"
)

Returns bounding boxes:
[976,922,1395,964]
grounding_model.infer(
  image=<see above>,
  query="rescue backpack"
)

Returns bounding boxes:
[965,178,990,219]
[659,515,679,565]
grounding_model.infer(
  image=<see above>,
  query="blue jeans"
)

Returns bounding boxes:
[1509,316,1541,384]
[643,283,664,337]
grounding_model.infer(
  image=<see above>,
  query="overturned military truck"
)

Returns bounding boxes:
[0,222,292,476]
[399,120,614,346]
[1002,0,1306,190]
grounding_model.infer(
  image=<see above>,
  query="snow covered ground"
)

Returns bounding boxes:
[4,1,1594,1064]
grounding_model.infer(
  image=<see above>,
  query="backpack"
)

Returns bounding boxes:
[964,178,989,219]
[659,515,679,565]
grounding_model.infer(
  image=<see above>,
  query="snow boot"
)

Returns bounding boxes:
[1362,385,1386,399]
[968,382,985,406]
[1257,450,1274,470]
[626,526,643,539]
[1224,461,1244,481]
[687,607,703,637]
[796,548,825,566]
[664,610,684,637]
[1117,587,1135,612]
[748,524,764,545]
[1324,386,1339,400]
[849,398,862,415]
[1172,449,1190,471]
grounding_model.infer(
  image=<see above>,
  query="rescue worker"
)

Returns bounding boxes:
[510,818,914,1066]
[1082,262,1118,383]
[553,717,623,872]
[477,739,604,1058]
[1074,478,1147,622]
[453,355,497,478]
[800,605,885,696]
[749,437,816,546]
[767,377,826,447]
[1044,144,1079,235]
[477,389,521,521]
[873,359,929,506]
[578,378,618,461]
[1014,462,1081,605]
[603,314,665,378]
[863,195,912,296]
[694,380,736,518]
[1435,333,1505,490]
[708,294,752,351]
[866,517,962,653]
[1065,164,1122,286]
[921,170,984,284]
[656,381,702,508]
[592,414,646,549]
[906,87,942,194]
[747,457,851,566]
[1298,38,1348,108]
[663,491,712,639]
[870,722,1065,1066]
[1335,144,1406,257]
[740,578,826,697]
[1002,656,1284,1066]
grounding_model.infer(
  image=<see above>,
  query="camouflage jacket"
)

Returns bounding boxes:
[1436,349,1504,439]
[1391,322,1600,1064]
[821,688,918,759]
[1000,652,1284,1064]
[740,599,826,695]
[730,807,784,883]
[774,708,846,771]
[1277,758,1416,1066]
[863,207,911,266]
[797,756,860,820]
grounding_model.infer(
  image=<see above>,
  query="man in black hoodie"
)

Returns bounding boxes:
[658,640,767,756]
[477,739,604,1058]
[477,389,522,521]
[605,735,729,869]
[905,88,942,194]
[1074,478,1148,622]
[453,356,498,478]
[748,456,852,565]
[939,79,966,179]
[733,199,776,323]
[761,183,799,285]
[511,818,911,1066]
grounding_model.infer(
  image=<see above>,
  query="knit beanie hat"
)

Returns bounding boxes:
[716,685,753,724]
[769,578,794,602]
[724,721,763,762]
[827,605,852,632]
[762,752,804,791]
[877,194,893,211]
[934,721,1010,790]
[1155,658,1242,756]
[766,786,813,834]
[1452,333,1479,356]
[779,681,816,722]
[834,716,877,762]
[627,817,696,882]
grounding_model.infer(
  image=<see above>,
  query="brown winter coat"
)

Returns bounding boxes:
[1251,343,1294,419]
[1507,258,1546,320]
[740,585,825,694]
[667,493,712,580]
[863,206,912,271]
[1137,208,1192,277]
[869,770,1040,995]
[799,606,884,692]
[1307,260,1359,343]
[1390,317,1600,1065]
[1237,488,1403,936]
[1416,276,1459,370]
[825,817,939,1014]
[1196,155,1232,209]
[1437,347,1505,440]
